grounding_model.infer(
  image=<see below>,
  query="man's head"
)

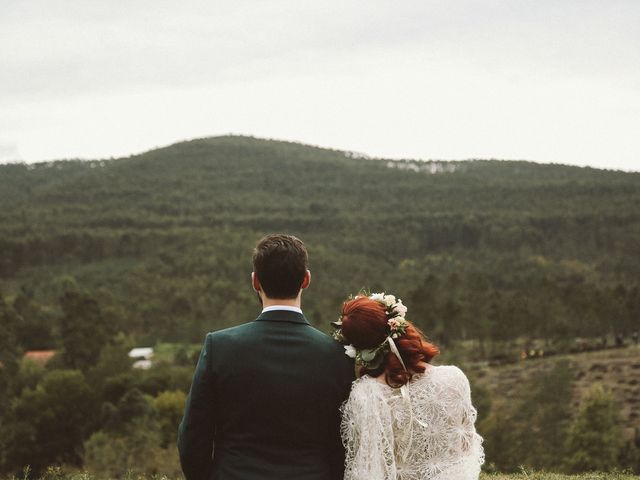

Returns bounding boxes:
[252,234,310,300]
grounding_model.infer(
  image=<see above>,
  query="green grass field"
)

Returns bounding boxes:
[5,469,639,480]
[481,474,639,479]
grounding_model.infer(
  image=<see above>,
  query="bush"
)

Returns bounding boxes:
[152,390,186,447]
[564,384,626,473]
[2,370,97,474]
[83,422,182,478]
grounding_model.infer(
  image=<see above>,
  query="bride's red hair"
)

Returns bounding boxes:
[340,296,439,387]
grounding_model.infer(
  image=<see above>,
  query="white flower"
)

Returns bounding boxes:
[388,317,406,329]
[383,294,396,307]
[344,344,357,358]
[369,293,384,302]
[393,300,408,316]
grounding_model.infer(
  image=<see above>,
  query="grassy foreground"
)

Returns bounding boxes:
[481,474,639,479]
[5,471,639,480]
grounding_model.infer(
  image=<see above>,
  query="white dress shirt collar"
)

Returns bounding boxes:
[261,305,303,314]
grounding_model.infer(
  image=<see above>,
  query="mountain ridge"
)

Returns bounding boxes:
[4,135,637,174]
[0,134,638,347]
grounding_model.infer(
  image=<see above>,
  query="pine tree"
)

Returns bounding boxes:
[59,291,112,372]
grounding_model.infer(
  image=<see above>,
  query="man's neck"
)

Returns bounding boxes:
[261,297,301,309]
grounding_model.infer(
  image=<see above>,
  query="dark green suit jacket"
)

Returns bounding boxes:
[177,309,355,480]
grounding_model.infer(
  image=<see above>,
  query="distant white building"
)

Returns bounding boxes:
[128,347,154,369]
[132,359,153,370]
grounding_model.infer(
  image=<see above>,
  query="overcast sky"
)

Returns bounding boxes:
[1,0,639,171]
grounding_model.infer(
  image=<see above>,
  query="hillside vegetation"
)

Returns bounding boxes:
[473,346,640,434]
[1,136,638,345]
[482,475,639,480]
[3,471,640,480]
[1,135,639,475]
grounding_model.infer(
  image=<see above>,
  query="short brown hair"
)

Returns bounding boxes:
[252,234,309,299]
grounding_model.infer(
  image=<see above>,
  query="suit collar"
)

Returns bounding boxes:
[255,309,309,325]
[261,305,302,314]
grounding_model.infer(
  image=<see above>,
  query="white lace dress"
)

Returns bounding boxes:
[340,365,484,480]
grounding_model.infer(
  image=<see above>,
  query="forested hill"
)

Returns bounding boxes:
[1,135,639,349]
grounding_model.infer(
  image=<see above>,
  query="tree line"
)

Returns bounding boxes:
[1,135,639,474]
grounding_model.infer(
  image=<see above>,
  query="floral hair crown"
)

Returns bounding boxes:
[332,292,409,370]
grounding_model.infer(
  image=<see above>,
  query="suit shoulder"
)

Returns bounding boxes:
[204,322,262,352]
[304,324,335,341]
[208,321,258,339]
[305,325,348,352]
[307,327,355,378]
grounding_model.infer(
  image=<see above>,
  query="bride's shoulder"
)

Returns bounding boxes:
[429,364,468,377]
[350,374,381,392]
[422,364,471,390]
[349,374,395,398]
[342,375,386,410]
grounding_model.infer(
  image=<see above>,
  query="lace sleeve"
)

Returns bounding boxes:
[439,366,485,477]
[340,379,397,480]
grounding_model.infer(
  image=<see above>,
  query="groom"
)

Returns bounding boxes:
[178,234,355,480]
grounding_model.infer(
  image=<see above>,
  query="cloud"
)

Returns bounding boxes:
[3,1,638,98]
[0,142,22,163]
[1,0,639,169]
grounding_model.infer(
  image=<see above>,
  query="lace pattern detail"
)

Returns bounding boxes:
[340,365,484,480]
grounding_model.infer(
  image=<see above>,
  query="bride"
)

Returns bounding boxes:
[332,293,484,480]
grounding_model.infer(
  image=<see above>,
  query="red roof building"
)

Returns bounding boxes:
[23,350,56,365]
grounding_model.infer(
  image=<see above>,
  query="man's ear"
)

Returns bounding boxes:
[301,270,311,290]
[251,272,262,293]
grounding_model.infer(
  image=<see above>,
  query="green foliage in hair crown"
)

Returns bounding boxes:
[332,292,408,369]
